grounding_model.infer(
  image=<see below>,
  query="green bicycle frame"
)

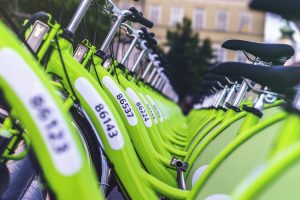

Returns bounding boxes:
[0,22,103,199]
[232,113,300,199]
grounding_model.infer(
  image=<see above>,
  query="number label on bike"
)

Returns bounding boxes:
[102,76,138,126]
[75,77,124,150]
[139,92,158,124]
[157,100,169,119]
[126,88,152,127]
[147,95,164,122]
[1,48,82,175]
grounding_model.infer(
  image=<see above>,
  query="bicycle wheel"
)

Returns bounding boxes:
[1,103,107,199]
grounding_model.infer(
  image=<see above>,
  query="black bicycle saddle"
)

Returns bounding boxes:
[209,62,300,93]
[250,0,300,20]
[222,40,294,65]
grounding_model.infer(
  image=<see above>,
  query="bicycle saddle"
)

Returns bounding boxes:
[250,0,300,20]
[222,40,295,65]
[209,62,300,93]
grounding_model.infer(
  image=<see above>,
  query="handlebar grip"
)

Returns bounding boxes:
[141,27,157,46]
[129,7,154,28]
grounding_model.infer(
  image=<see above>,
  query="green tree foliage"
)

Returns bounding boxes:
[0,0,111,45]
[164,17,213,102]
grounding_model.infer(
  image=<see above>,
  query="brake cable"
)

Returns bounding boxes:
[81,20,89,41]
[92,3,99,45]
[55,36,80,103]
[83,15,90,40]
[115,28,122,58]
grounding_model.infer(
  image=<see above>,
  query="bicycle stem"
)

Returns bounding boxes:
[131,49,146,73]
[153,74,161,87]
[152,69,163,87]
[100,11,130,53]
[141,59,154,79]
[120,33,140,65]
[158,76,166,91]
[156,73,165,89]
[67,0,93,34]
[150,73,158,86]
[147,65,158,83]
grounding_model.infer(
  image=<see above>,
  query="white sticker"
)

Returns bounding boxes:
[157,100,169,120]
[192,165,208,186]
[0,48,82,175]
[147,95,164,122]
[102,76,138,126]
[75,77,124,150]
[81,107,105,150]
[139,92,158,124]
[204,194,232,200]
[126,88,152,128]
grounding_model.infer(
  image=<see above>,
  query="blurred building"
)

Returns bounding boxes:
[264,13,300,63]
[115,0,265,62]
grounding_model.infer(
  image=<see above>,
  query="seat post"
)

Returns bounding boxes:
[232,80,248,109]
[223,83,237,108]
[216,86,228,108]
[253,88,267,111]
[213,91,223,108]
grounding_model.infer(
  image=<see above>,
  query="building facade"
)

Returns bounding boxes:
[115,0,265,62]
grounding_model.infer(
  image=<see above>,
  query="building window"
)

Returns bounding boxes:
[170,7,184,26]
[238,13,252,33]
[216,10,228,31]
[148,5,162,24]
[193,9,205,30]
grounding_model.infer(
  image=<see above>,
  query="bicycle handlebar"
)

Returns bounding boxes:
[141,27,157,47]
[129,7,154,28]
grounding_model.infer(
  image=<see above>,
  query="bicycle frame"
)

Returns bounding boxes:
[232,113,300,199]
